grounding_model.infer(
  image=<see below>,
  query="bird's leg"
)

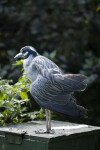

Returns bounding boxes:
[35,109,49,134]
[35,109,54,134]
[45,109,49,133]
[48,110,55,134]
[45,109,54,133]
[48,110,51,130]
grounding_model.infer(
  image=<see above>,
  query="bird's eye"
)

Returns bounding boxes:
[22,51,24,54]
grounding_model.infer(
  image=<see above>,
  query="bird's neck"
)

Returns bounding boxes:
[23,55,34,68]
[23,55,38,82]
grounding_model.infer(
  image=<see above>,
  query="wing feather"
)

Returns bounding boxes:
[31,55,62,83]
[29,55,88,118]
[54,74,87,91]
[31,56,87,91]
[64,74,87,82]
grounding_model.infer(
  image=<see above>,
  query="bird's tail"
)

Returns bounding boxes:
[50,94,88,118]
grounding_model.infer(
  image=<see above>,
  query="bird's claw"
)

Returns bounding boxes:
[35,129,55,134]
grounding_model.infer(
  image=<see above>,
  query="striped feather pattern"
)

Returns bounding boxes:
[26,55,87,118]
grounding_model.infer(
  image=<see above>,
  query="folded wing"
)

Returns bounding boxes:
[30,55,87,118]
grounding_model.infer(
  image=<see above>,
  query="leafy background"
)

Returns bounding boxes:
[0,0,100,130]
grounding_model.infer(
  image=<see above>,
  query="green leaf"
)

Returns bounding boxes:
[50,50,56,59]
[0,94,6,100]
[96,6,100,12]
[20,92,28,100]
[13,60,23,66]
[0,113,3,118]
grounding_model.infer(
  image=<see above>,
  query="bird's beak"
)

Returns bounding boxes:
[14,52,24,60]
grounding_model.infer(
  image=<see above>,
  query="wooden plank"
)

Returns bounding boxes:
[0,120,100,142]
[0,121,100,150]
[0,136,48,150]
[49,135,95,150]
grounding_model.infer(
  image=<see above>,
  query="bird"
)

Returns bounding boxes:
[14,46,88,133]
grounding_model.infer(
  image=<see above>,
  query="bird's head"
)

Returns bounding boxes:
[14,46,38,60]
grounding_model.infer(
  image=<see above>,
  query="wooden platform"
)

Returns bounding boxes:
[0,120,100,150]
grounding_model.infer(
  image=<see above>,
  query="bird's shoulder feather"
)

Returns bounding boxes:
[32,55,61,70]
[31,55,62,82]
[31,55,87,91]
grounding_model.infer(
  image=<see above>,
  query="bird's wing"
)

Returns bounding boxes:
[31,56,87,91]
[53,74,87,92]
[30,73,87,105]
[30,56,88,118]
[30,76,87,118]
[64,74,87,82]
[31,55,62,83]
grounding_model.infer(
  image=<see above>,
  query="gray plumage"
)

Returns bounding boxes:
[15,46,88,119]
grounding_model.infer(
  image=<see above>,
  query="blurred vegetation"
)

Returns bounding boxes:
[0,0,100,126]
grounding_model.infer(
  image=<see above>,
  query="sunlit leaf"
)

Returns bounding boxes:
[20,92,28,100]
[13,60,23,66]
[0,94,6,100]
[0,113,3,118]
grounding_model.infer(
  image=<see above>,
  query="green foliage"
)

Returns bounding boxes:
[28,108,46,120]
[79,51,100,84]
[0,71,46,126]
[43,50,57,60]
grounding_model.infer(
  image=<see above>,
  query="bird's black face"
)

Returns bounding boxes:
[14,46,38,60]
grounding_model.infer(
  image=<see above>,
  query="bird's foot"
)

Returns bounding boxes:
[35,129,55,134]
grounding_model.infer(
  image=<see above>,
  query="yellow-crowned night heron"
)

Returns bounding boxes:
[14,46,88,133]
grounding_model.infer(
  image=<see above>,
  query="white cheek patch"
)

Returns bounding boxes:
[24,51,29,57]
